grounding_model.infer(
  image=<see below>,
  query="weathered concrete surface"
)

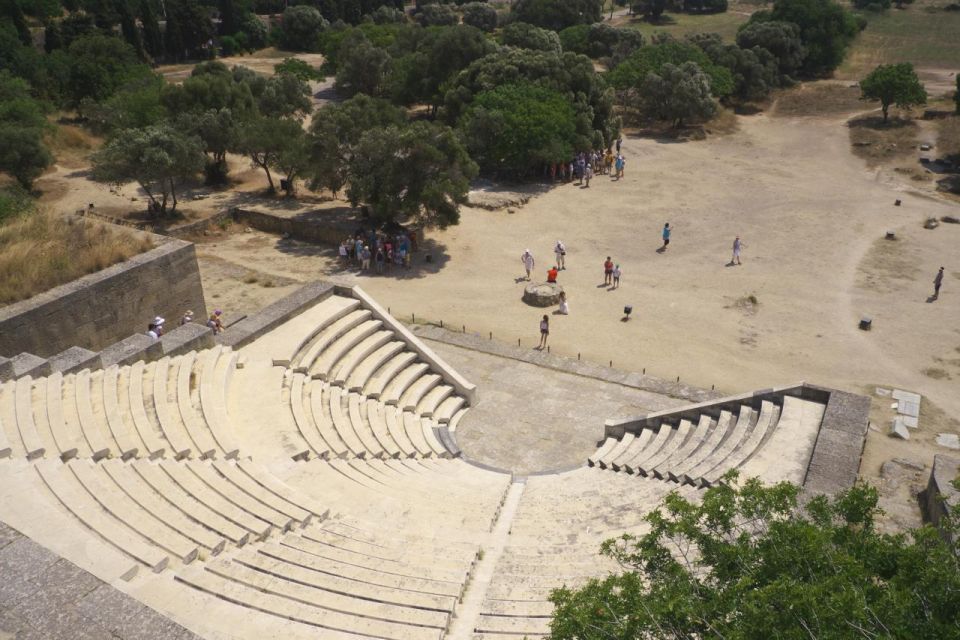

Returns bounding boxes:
[218,280,335,350]
[47,346,101,375]
[0,357,12,382]
[924,454,960,540]
[0,520,199,640]
[425,338,686,475]
[522,282,564,307]
[0,239,206,358]
[802,389,871,495]
[10,353,50,379]
[99,334,163,368]
[160,322,214,357]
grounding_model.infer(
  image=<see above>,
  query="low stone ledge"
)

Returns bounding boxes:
[160,322,214,357]
[48,346,101,375]
[0,356,12,382]
[923,454,960,540]
[410,324,717,403]
[437,426,461,458]
[217,281,335,350]
[11,353,51,378]
[100,334,163,368]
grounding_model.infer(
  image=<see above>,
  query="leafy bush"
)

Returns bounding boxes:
[279,5,329,51]
[607,38,734,98]
[510,0,603,31]
[416,4,457,25]
[501,21,562,54]
[460,82,578,174]
[736,20,805,79]
[462,2,497,31]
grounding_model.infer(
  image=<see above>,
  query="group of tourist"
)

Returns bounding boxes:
[547,148,627,185]
[145,309,224,339]
[339,229,417,274]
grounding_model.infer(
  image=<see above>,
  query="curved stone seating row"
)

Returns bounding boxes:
[588,396,825,487]
[288,457,511,534]
[289,373,460,461]
[0,347,242,465]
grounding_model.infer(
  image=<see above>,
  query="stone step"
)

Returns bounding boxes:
[175,352,218,459]
[636,419,693,477]
[678,405,755,485]
[11,353,51,379]
[150,358,192,459]
[309,382,349,458]
[290,373,331,459]
[652,414,713,479]
[381,363,430,406]
[433,396,465,425]
[668,410,733,482]
[126,361,166,459]
[700,401,777,486]
[282,297,363,368]
[364,352,418,400]
[101,365,141,460]
[330,330,394,387]
[365,399,402,458]
[417,384,453,418]
[345,340,405,392]
[384,405,417,458]
[294,309,373,374]
[399,374,442,413]
[348,392,385,458]
[188,460,295,532]
[198,347,241,459]
[310,320,383,382]
[328,386,368,458]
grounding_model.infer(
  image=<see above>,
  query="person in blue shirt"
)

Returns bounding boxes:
[661,223,671,251]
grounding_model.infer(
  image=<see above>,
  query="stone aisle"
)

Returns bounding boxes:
[446,478,527,640]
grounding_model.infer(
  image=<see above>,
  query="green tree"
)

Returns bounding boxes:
[218,0,239,36]
[641,61,717,127]
[239,13,267,50]
[415,3,457,26]
[1,0,32,45]
[86,74,167,132]
[460,82,578,175]
[334,33,392,97]
[257,72,313,120]
[348,121,477,228]
[510,0,603,31]
[462,2,497,32]
[116,0,145,59]
[736,20,805,79]
[279,5,328,51]
[751,0,858,76]
[163,0,215,61]
[65,34,150,114]
[274,57,323,81]
[689,33,780,101]
[139,0,163,59]
[237,116,308,194]
[607,38,734,99]
[443,47,619,149]
[307,93,405,196]
[501,21,562,54]
[0,72,53,190]
[91,124,205,215]
[550,475,960,639]
[860,62,927,122]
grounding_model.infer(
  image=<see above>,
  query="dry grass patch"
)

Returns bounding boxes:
[847,115,920,166]
[772,83,863,117]
[0,210,154,305]
[45,122,102,169]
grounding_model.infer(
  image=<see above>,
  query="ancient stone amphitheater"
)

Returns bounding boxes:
[0,283,869,640]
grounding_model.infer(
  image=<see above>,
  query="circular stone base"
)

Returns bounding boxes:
[523,282,564,307]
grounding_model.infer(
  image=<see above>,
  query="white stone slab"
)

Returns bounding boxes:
[902,415,918,429]
[875,388,891,397]
[892,389,921,405]
[936,433,960,450]
[890,418,910,440]
[898,400,920,418]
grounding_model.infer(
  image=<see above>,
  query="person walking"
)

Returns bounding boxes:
[933,266,944,299]
[614,155,624,180]
[584,163,593,187]
[603,256,614,285]
[554,240,566,270]
[661,223,671,251]
[616,135,622,154]
[521,249,535,281]
[538,314,549,349]
[731,235,743,265]
[612,264,622,289]
[558,291,569,315]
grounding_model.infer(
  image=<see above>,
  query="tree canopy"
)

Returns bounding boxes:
[640,61,717,127]
[550,474,960,639]
[747,0,858,76]
[501,21,563,54]
[460,82,578,175]
[347,121,478,228]
[860,62,927,122]
[510,0,604,32]
[736,20,806,79]
[462,2,498,32]
[607,38,734,99]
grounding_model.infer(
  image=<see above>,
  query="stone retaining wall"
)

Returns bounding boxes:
[0,239,206,358]
[233,208,358,246]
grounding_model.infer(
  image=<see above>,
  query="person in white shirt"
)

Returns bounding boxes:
[521,249,535,281]
[554,240,566,270]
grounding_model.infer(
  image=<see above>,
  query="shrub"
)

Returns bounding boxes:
[462,2,497,31]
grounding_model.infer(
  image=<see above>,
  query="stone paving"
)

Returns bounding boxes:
[427,339,686,475]
[0,522,199,640]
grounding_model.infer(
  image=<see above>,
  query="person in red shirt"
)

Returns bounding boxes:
[547,266,559,283]
[603,256,614,285]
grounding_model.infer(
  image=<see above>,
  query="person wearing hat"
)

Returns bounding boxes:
[179,310,194,326]
[208,309,224,334]
[152,316,165,337]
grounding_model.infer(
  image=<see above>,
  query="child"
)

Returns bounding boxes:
[612,264,621,289]
[538,315,549,350]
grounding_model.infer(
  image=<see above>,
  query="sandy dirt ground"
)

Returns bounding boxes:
[32,67,960,530]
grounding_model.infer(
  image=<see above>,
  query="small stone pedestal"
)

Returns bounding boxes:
[522,282,564,307]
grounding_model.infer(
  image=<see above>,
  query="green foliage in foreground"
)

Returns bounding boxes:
[608,38,734,99]
[860,63,926,122]
[0,71,53,190]
[549,474,960,640]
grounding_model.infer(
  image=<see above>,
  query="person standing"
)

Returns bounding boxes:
[732,235,743,265]
[612,264,622,289]
[661,223,671,251]
[521,249,535,281]
[616,135,622,154]
[603,256,614,285]
[933,266,944,299]
[584,163,594,187]
[538,314,549,349]
[554,240,566,270]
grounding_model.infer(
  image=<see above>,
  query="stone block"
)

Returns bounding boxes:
[936,433,960,450]
[47,346,101,375]
[897,400,920,418]
[218,281,335,350]
[924,454,960,537]
[0,357,11,382]
[99,334,163,368]
[892,389,921,405]
[159,322,214,357]
[10,353,51,379]
[522,282,563,307]
[890,417,910,439]
[902,415,918,429]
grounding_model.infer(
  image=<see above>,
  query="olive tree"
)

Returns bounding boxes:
[860,62,927,122]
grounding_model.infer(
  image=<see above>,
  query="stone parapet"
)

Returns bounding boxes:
[99,334,163,368]
[160,322,215,357]
[47,346,101,375]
